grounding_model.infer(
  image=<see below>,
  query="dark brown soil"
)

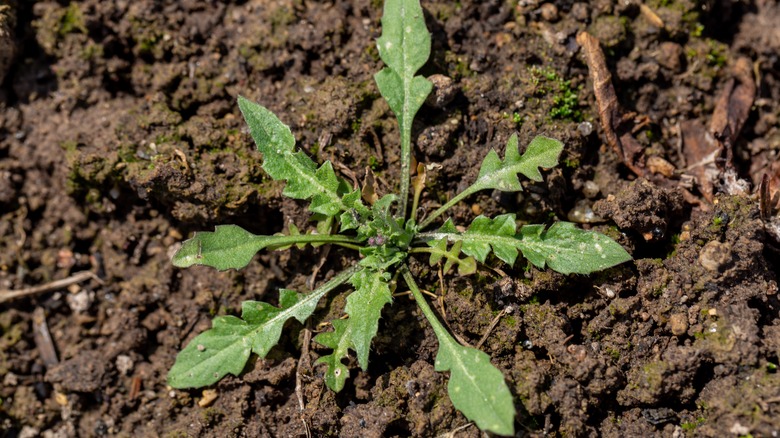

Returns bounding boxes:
[2,0,780,437]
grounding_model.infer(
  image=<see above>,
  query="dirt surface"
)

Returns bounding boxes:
[2,0,780,436]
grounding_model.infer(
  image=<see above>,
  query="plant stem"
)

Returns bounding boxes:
[407,247,435,255]
[419,185,479,230]
[400,265,450,342]
[270,233,363,248]
[399,121,412,219]
[410,167,425,225]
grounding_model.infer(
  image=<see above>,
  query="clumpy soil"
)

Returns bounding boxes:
[2,0,780,436]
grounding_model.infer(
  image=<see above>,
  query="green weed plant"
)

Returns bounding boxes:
[167,0,631,434]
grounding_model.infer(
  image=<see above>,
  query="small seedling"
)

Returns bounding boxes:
[167,0,631,435]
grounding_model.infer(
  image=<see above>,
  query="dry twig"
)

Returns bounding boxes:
[0,270,102,304]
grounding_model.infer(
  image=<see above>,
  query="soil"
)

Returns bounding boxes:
[1,0,780,437]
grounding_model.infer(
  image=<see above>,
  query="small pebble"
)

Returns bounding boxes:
[116,355,134,376]
[669,313,688,335]
[425,74,457,108]
[655,42,685,72]
[539,3,559,22]
[471,203,482,215]
[647,155,676,177]
[198,389,219,407]
[699,240,732,271]
[582,181,600,198]
[567,199,603,223]
[571,3,589,21]
[3,372,18,386]
[577,121,593,136]
[54,391,69,406]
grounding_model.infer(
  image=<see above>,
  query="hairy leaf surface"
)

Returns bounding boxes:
[401,268,515,436]
[315,269,392,392]
[238,96,358,217]
[473,134,563,192]
[374,0,432,133]
[374,0,433,215]
[167,267,356,388]
[420,217,631,275]
[516,222,631,274]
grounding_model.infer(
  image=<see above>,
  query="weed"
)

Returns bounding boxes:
[166,1,631,435]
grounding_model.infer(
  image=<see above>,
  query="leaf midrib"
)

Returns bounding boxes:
[285,152,346,211]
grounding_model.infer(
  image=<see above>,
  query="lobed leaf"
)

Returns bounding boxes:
[314,318,353,392]
[172,225,357,271]
[461,214,519,265]
[473,134,564,192]
[374,0,432,133]
[427,238,477,275]
[238,96,360,217]
[426,215,519,265]
[374,0,433,215]
[315,268,392,392]
[419,216,631,275]
[168,267,357,388]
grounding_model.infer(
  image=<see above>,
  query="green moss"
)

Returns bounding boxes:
[681,417,705,431]
[351,118,362,133]
[59,3,87,36]
[529,67,582,121]
[199,407,225,426]
[503,315,517,327]
[705,41,728,67]
[81,42,104,61]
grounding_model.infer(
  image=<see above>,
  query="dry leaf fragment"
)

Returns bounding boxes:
[577,31,650,177]
[710,57,756,150]
[681,119,720,202]
[681,57,756,202]
[361,167,379,205]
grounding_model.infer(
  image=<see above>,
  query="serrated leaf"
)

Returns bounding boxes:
[401,268,515,436]
[419,217,631,275]
[172,225,357,271]
[238,96,357,217]
[315,269,392,392]
[168,267,356,388]
[345,270,392,368]
[473,134,564,192]
[516,222,632,274]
